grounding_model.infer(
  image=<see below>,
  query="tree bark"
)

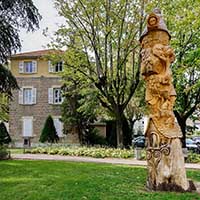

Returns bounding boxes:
[116,117,123,148]
[174,111,186,148]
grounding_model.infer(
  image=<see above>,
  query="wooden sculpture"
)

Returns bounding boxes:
[139,9,194,191]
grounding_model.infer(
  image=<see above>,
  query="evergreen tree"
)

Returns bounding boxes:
[0,122,11,145]
[0,0,41,120]
[39,115,59,143]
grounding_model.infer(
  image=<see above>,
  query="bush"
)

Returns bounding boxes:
[186,151,200,163]
[85,128,107,146]
[0,145,9,160]
[39,115,59,143]
[25,146,134,159]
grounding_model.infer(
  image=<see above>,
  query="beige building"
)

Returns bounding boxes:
[9,50,67,147]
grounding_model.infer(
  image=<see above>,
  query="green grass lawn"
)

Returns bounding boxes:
[0,160,200,200]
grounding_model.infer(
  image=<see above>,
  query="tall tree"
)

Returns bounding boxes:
[59,48,100,144]
[148,0,200,146]
[0,0,41,119]
[0,65,19,121]
[54,0,147,147]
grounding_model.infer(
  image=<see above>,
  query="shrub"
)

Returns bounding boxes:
[39,115,59,143]
[186,152,200,163]
[26,146,134,159]
[85,128,107,146]
[0,145,9,160]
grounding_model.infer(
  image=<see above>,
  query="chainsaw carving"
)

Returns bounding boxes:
[140,9,193,191]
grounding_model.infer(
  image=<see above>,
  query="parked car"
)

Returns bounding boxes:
[132,136,145,148]
[186,138,200,153]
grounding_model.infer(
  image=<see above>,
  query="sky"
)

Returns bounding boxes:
[19,0,65,53]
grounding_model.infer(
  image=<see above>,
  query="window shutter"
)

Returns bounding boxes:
[48,88,54,104]
[23,117,33,137]
[53,118,63,137]
[32,61,37,73]
[61,95,64,103]
[19,61,24,73]
[48,61,54,72]
[32,88,37,104]
[18,89,23,104]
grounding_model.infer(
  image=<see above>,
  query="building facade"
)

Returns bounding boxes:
[9,50,72,147]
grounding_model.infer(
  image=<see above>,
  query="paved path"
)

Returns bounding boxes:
[12,154,200,170]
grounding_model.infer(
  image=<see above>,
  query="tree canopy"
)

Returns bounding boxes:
[53,0,147,147]
[52,0,200,146]
[0,0,41,63]
[0,0,41,121]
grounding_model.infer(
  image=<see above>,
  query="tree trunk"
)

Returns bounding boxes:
[180,121,186,148]
[116,117,123,148]
[174,111,186,148]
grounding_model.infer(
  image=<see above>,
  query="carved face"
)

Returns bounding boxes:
[141,44,175,77]
[141,47,164,76]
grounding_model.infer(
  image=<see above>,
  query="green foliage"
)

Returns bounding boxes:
[26,146,134,159]
[85,127,107,146]
[0,94,9,122]
[39,115,59,143]
[0,66,19,121]
[0,0,41,63]
[0,0,40,121]
[0,122,11,145]
[186,152,200,163]
[52,0,147,147]
[0,145,9,160]
[49,48,104,144]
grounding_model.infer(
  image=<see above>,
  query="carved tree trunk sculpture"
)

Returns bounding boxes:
[139,9,194,192]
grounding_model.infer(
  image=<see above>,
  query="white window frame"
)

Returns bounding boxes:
[22,116,33,137]
[53,116,63,137]
[48,87,63,105]
[19,87,37,105]
[54,88,62,104]
[19,60,37,74]
[23,88,32,104]
[48,60,63,73]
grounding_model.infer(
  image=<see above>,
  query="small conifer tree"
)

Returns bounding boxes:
[0,122,11,145]
[39,115,59,143]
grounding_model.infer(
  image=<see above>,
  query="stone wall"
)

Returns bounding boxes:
[9,77,65,147]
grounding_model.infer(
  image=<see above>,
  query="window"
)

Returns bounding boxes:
[19,60,37,73]
[19,87,37,105]
[53,116,63,137]
[54,88,62,104]
[22,117,33,137]
[55,62,63,72]
[48,61,63,73]
[23,88,32,104]
[24,61,33,73]
[48,87,63,104]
